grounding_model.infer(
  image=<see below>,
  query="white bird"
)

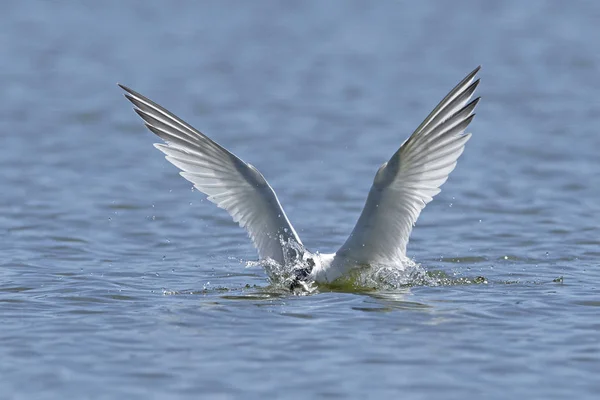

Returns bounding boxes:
[119,66,480,289]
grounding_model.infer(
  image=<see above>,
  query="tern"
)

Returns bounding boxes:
[119,66,480,289]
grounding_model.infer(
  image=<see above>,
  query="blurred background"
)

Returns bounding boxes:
[1,1,599,399]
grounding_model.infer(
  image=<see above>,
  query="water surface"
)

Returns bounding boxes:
[1,1,599,398]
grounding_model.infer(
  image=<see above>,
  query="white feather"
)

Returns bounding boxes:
[335,66,480,268]
[118,84,302,265]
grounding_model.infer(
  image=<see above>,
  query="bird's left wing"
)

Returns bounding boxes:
[336,67,481,266]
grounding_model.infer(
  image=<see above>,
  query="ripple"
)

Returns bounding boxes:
[573,300,600,307]
[0,286,35,293]
[48,235,89,244]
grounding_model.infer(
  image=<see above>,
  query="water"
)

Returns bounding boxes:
[1,0,599,398]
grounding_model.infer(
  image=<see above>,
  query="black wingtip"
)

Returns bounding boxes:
[469,78,481,94]
[117,83,135,101]
[465,66,481,82]
[117,83,144,100]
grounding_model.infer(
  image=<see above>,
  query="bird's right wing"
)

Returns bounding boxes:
[336,67,481,266]
[119,84,303,265]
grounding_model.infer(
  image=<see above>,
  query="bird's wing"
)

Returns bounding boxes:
[119,84,302,265]
[336,67,481,265]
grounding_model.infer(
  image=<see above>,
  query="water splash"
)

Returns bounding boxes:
[248,251,487,295]
[322,260,463,292]
[244,236,488,293]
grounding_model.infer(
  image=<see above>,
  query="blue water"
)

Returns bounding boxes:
[1,1,599,398]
